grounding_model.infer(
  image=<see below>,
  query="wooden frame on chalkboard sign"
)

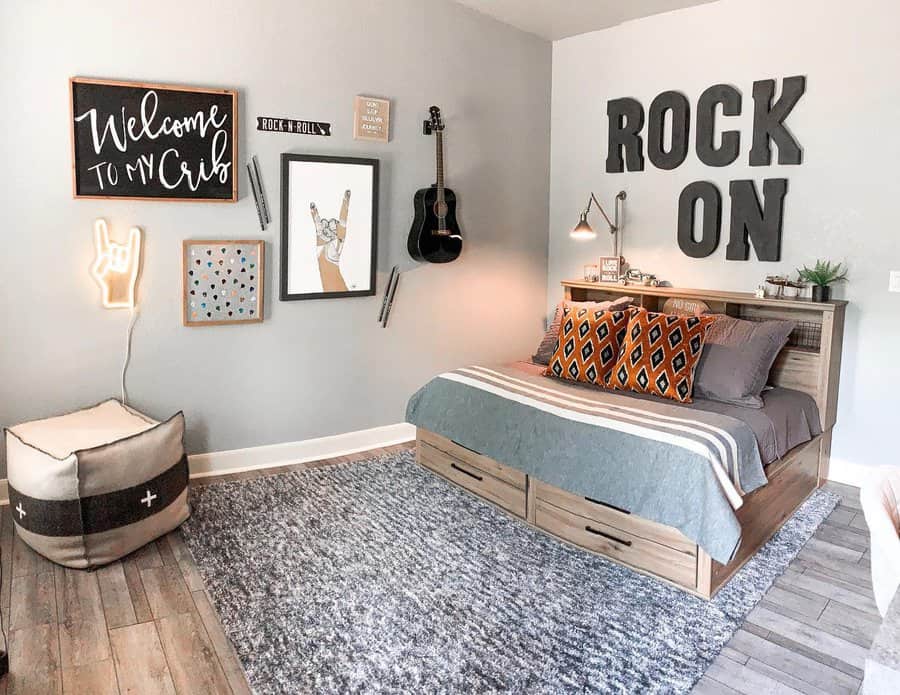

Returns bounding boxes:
[182,240,265,326]
[70,77,239,203]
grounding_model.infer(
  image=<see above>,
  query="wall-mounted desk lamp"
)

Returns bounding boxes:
[571,190,627,282]
[570,190,627,250]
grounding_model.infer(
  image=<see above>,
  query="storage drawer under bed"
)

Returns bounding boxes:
[533,498,698,589]
[531,480,696,554]
[417,432,527,518]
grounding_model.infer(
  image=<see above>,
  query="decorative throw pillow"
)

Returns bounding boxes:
[545,306,631,386]
[611,308,716,403]
[532,296,633,365]
[693,315,795,408]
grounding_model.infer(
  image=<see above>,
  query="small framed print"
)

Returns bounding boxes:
[183,240,264,326]
[353,96,390,143]
[599,256,622,283]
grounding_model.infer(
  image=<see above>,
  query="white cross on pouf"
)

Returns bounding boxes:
[16,502,26,520]
[141,489,158,508]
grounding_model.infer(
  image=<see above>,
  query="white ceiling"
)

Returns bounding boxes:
[453,0,719,40]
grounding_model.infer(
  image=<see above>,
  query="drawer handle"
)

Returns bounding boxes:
[584,525,632,547]
[585,496,631,515]
[450,462,483,482]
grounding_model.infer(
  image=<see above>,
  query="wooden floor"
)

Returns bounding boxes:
[0,445,877,695]
[695,480,878,695]
[0,444,411,695]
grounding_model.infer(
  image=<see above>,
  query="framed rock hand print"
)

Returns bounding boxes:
[280,154,378,300]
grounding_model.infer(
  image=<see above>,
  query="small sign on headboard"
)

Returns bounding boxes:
[70,78,238,202]
[662,297,711,316]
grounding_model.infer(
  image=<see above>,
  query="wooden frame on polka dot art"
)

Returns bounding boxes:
[183,240,265,326]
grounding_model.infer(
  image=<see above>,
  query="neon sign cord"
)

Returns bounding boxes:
[122,306,139,405]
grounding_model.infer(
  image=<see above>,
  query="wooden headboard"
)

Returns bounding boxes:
[561,281,847,451]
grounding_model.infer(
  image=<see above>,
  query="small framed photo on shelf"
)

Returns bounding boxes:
[280,154,378,301]
[599,256,622,283]
[583,264,599,282]
[183,240,264,326]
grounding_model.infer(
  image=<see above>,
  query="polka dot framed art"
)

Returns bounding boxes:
[182,240,265,326]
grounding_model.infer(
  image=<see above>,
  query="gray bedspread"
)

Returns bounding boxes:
[405,364,772,564]
[513,361,822,465]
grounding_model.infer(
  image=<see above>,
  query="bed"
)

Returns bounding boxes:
[406,282,846,599]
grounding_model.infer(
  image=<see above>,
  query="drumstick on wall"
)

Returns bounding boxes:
[247,163,265,230]
[252,156,270,225]
[378,266,398,323]
[381,270,400,328]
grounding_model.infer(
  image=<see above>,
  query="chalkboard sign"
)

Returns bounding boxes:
[70,78,238,202]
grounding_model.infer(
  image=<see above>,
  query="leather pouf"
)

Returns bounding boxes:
[5,400,189,569]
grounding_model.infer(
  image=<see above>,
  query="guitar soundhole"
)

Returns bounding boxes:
[433,201,449,218]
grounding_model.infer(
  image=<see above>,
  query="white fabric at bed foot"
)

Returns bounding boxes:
[861,467,900,617]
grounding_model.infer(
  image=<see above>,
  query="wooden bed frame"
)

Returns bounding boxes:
[416,282,847,599]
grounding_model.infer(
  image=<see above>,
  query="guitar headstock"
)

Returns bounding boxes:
[423,106,444,135]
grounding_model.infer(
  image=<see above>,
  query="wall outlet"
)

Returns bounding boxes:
[891,271,900,293]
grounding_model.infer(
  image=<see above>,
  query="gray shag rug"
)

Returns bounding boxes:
[181,450,839,694]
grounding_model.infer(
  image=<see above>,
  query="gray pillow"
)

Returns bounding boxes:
[693,315,795,408]
[532,296,633,365]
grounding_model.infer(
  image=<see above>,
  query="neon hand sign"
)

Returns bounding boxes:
[90,219,143,309]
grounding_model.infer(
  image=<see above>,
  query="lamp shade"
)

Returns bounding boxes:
[570,213,596,241]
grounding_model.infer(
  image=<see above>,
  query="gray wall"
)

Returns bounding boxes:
[0,0,552,474]
[547,0,900,474]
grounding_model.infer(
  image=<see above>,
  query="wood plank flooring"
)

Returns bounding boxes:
[0,444,411,695]
[0,448,876,695]
[696,481,877,695]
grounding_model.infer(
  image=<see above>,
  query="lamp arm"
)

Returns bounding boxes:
[583,191,627,259]
[585,193,617,232]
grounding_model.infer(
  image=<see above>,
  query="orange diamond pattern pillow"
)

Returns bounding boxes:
[545,307,630,386]
[611,309,716,402]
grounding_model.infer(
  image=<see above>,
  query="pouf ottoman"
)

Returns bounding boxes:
[5,400,189,569]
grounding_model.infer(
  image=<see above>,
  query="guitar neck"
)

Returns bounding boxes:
[435,131,445,204]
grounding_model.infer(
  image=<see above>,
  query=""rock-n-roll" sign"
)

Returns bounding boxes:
[256,117,331,136]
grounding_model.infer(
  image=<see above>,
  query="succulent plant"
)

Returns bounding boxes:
[796,260,848,287]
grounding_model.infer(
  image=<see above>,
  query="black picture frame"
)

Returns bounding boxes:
[280,153,379,301]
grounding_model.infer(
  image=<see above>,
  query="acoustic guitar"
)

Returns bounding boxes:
[407,106,462,263]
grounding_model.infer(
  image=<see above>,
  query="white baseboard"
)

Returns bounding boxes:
[187,422,416,478]
[0,439,879,504]
[0,423,416,505]
[827,457,879,489]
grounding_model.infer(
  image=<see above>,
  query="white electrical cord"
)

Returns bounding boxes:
[121,306,139,405]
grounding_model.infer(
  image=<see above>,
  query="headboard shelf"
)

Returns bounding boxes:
[561,280,847,312]
[561,280,847,471]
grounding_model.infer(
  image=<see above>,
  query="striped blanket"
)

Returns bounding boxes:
[406,364,768,564]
